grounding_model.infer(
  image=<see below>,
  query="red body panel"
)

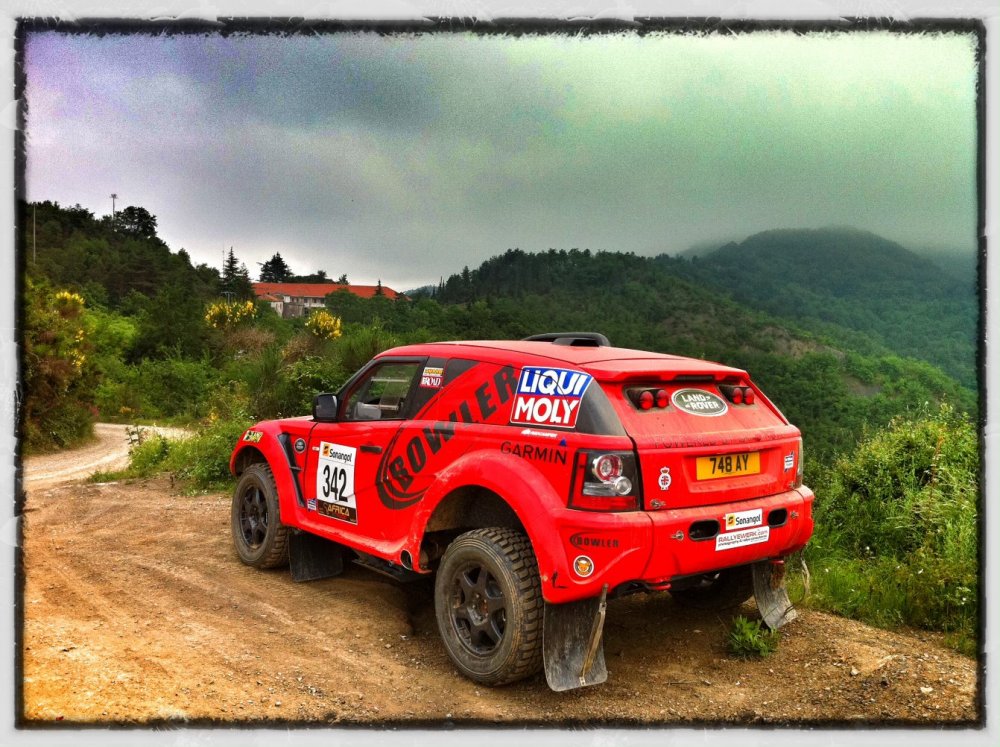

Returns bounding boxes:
[230,340,816,605]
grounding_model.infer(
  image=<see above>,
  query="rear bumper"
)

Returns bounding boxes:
[540,486,814,604]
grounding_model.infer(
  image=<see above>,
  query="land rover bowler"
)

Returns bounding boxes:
[229,332,814,691]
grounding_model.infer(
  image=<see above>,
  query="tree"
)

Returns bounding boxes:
[222,247,254,300]
[375,279,383,296]
[287,269,329,283]
[336,273,348,284]
[117,206,158,239]
[258,253,291,283]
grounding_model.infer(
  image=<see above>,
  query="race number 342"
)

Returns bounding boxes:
[315,442,358,524]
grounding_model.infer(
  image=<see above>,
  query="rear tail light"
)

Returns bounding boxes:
[720,384,755,405]
[629,388,670,410]
[569,450,640,511]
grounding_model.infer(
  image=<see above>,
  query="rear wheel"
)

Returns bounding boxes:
[669,564,754,610]
[434,528,543,686]
[231,463,289,569]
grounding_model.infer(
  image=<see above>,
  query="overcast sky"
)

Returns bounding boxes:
[24,28,979,291]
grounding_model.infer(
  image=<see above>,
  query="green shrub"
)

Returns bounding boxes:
[166,416,252,489]
[99,416,252,492]
[336,320,398,374]
[806,403,978,654]
[728,615,780,658]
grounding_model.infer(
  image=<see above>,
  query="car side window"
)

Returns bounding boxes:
[343,362,421,421]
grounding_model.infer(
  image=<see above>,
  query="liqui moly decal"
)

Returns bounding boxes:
[510,367,593,429]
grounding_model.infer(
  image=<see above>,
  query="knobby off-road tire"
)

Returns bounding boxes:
[434,528,543,686]
[231,463,289,569]
[669,564,754,610]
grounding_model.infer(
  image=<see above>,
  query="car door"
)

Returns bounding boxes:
[301,358,425,548]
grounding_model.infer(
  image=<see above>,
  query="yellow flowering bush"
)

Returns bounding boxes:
[205,299,258,329]
[305,310,343,339]
[24,280,95,450]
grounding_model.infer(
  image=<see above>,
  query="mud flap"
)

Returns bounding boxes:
[753,560,797,630]
[542,584,608,692]
[289,531,344,582]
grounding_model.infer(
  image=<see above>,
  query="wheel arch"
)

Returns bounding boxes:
[232,445,267,475]
[230,437,302,525]
[406,451,565,577]
[418,485,526,566]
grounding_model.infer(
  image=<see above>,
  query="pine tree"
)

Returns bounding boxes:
[258,252,291,283]
[222,247,255,299]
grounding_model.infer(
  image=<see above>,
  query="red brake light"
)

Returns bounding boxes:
[731,387,744,404]
[638,390,654,410]
[655,389,669,408]
[743,387,755,405]
[592,454,623,481]
[570,450,640,511]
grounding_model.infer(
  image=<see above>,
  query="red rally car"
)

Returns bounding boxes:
[229,332,814,691]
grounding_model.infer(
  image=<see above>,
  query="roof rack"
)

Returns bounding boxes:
[522,332,611,347]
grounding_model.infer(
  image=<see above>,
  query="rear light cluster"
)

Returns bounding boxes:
[720,384,755,405]
[628,388,669,410]
[794,439,804,488]
[569,450,641,511]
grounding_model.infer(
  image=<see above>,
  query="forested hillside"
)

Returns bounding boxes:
[20,201,980,652]
[661,227,978,389]
[428,247,974,462]
[21,202,975,467]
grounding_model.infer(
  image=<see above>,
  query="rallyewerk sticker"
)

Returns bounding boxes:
[315,442,358,524]
[420,366,444,389]
[724,508,763,531]
[510,367,593,429]
[715,526,769,551]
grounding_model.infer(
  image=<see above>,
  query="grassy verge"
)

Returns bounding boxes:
[91,416,252,492]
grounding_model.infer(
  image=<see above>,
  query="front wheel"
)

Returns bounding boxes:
[434,528,543,686]
[231,463,289,569]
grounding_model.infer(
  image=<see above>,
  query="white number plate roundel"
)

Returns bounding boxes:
[315,442,358,524]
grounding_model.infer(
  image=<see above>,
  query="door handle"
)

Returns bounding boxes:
[361,444,383,454]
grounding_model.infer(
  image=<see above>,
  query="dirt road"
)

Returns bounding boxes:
[21,423,190,490]
[19,430,980,726]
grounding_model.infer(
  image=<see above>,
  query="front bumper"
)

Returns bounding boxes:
[540,486,814,604]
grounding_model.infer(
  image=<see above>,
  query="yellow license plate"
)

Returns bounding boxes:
[696,452,760,480]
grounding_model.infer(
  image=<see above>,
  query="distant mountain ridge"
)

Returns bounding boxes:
[661,227,977,388]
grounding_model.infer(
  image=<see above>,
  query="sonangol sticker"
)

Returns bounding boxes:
[510,367,593,429]
[715,526,770,551]
[724,508,763,531]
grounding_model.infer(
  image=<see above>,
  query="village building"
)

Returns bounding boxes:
[253,282,405,318]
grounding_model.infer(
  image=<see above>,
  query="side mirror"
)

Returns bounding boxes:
[313,393,339,422]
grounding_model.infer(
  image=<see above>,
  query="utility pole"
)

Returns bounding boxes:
[110,193,118,228]
[32,204,36,263]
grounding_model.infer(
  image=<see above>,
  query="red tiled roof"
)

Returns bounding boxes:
[253,282,405,300]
